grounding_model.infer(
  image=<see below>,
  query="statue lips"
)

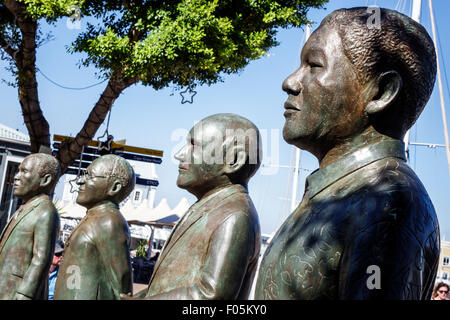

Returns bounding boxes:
[284,99,300,117]
[178,164,189,173]
[12,181,21,193]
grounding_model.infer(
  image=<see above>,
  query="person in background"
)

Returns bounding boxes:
[431,282,449,300]
[48,239,64,300]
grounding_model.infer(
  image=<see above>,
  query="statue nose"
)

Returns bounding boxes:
[282,69,303,95]
[174,146,185,161]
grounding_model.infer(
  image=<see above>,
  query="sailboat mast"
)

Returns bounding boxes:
[428,0,450,177]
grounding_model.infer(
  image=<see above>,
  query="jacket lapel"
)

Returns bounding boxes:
[148,185,245,286]
[158,209,203,263]
[0,195,44,255]
[149,206,202,283]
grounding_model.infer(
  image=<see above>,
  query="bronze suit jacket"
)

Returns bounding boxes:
[146,184,261,300]
[0,194,60,300]
[54,202,132,300]
[255,140,440,300]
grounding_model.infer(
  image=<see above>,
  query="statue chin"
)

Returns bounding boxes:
[282,126,308,149]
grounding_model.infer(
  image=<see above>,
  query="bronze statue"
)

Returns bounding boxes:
[129,113,262,299]
[54,154,135,300]
[0,153,61,300]
[255,7,440,300]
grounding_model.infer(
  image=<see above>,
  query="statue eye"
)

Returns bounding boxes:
[308,60,322,68]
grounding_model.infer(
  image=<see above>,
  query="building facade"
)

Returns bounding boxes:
[436,240,450,284]
[0,123,30,234]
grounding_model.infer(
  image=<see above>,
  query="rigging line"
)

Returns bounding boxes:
[401,0,408,14]
[37,66,107,90]
[428,0,450,177]
[434,13,450,107]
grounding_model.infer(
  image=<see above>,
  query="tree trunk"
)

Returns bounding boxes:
[5,0,50,153]
[4,0,138,178]
[56,75,137,174]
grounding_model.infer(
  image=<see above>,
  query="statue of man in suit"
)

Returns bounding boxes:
[129,113,262,300]
[0,153,61,300]
[255,7,440,300]
[54,154,135,300]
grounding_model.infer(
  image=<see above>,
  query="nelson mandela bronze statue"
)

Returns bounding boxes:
[54,154,135,300]
[255,7,439,300]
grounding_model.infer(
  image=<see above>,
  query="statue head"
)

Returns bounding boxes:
[282,7,436,159]
[13,153,61,202]
[175,113,262,199]
[76,154,135,209]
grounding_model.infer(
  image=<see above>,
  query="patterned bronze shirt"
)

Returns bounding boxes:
[255,140,439,300]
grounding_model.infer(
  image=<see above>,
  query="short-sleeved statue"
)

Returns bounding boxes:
[0,153,61,300]
[130,113,262,300]
[54,154,135,300]
[255,7,440,300]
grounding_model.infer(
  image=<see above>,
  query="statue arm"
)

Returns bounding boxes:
[148,212,256,300]
[16,206,59,299]
[96,217,133,299]
[338,194,433,299]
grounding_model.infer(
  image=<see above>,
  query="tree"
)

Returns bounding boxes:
[1,0,327,175]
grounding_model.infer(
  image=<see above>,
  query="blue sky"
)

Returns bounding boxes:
[1,0,449,236]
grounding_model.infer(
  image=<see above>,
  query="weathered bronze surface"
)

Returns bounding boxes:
[0,153,61,300]
[54,154,135,300]
[255,7,440,300]
[140,113,262,299]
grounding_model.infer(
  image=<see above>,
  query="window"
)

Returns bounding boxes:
[443,272,448,280]
[444,257,450,266]
[134,191,140,201]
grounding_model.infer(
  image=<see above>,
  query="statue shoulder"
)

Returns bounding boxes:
[92,207,129,234]
[36,195,59,219]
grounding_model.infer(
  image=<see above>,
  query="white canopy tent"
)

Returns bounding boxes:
[60,197,190,225]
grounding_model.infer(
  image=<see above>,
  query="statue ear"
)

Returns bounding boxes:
[224,146,246,175]
[108,180,123,197]
[366,71,403,115]
[40,173,52,189]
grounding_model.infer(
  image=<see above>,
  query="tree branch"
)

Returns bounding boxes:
[0,36,18,60]
[56,74,139,173]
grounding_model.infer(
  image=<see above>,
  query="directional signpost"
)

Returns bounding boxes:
[52,135,163,187]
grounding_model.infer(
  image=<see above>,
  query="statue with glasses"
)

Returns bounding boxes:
[54,154,135,300]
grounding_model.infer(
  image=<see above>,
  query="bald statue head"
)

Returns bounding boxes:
[76,154,136,209]
[13,153,61,202]
[175,113,262,199]
[282,7,436,160]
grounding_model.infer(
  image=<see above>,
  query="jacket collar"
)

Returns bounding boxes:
[306,140,406,199]
[86,201,119,215]
[148,184,247,286]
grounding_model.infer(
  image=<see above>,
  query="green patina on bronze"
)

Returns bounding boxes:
[54,154,135,300]
[129,113,262,300]
[255,7,440,300]
[0,153,61,300]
